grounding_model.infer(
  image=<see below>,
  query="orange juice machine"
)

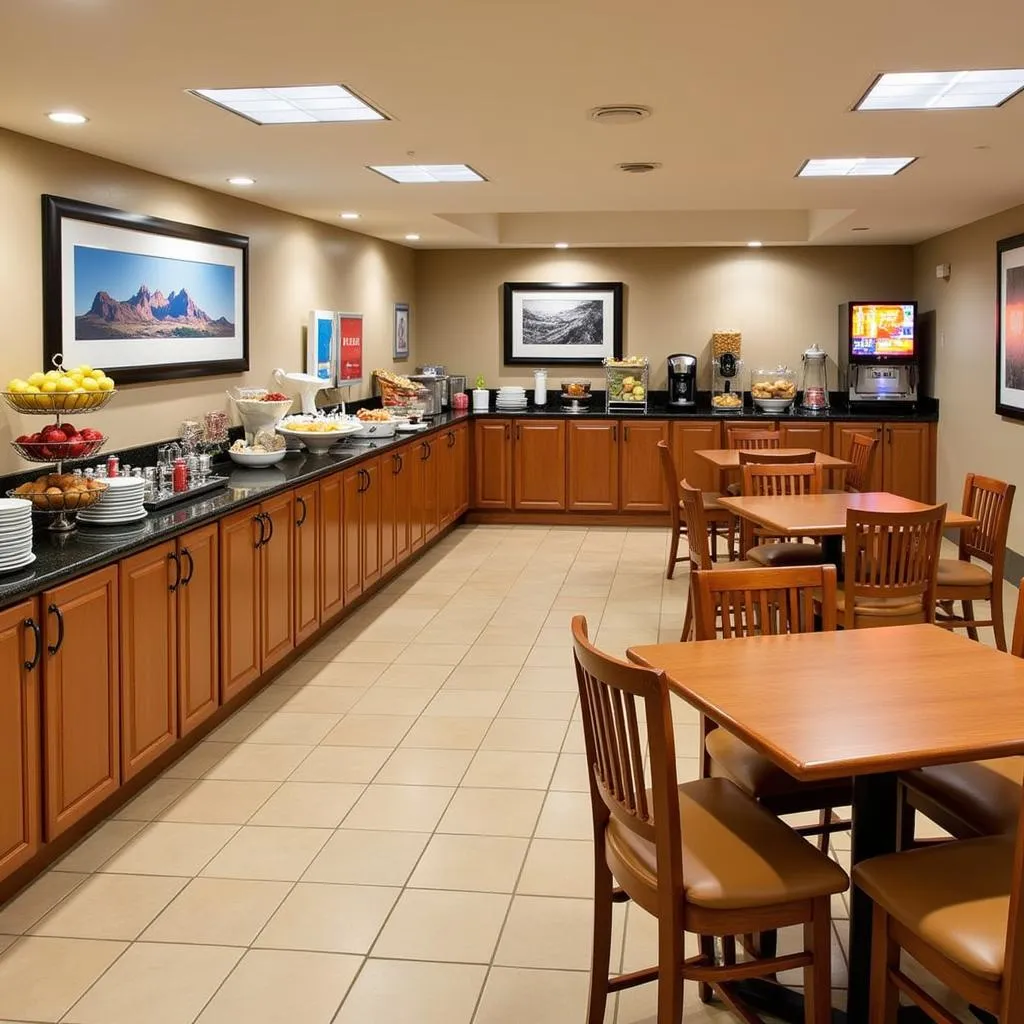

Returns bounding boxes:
[838,301,919,408]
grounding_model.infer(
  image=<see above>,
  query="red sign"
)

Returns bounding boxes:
[338,314,363,385]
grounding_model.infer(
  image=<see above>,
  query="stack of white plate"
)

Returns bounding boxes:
[495,386,527,411]
[77,476,147,525]
[0,498,35,574]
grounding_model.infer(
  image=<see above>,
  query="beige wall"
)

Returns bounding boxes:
[914,204,1024,553]
[414,247,913,391]
[0,129,415,476]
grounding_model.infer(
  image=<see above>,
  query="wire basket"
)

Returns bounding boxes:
[2,390,116,414]
[7,482,108,513]
[11,435,107,463]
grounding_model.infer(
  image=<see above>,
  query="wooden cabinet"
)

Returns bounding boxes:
[422,438,439,543]
[453,422,470,517]
[42,566,119,840]
[119,544,177,781]
[392,445,413,566]
[779,422,832,455]
[513,420,566,510]
[343,458,383,605]
[884,422,934,502]
[0,600,41,879]
[294,483,320,646]
[320,472,345,622]
[669,420,722,493]
[620,420,669,512]
[380,449,399,576]
[472,420,513,509]
[567,421,619,511]
[219,507,262,701]
[176,524,219,738]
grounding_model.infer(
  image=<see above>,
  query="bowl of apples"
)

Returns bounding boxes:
[12,423,106,463]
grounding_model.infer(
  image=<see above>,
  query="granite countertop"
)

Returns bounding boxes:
[0,413,468,609]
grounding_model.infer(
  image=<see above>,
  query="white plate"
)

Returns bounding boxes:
[77,508,149,525]
[0,497,33,513]
[0,552,35,575]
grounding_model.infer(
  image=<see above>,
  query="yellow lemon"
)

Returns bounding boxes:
[68,372,84,385]
[56,377,77,393]
[97,377,115,392]
[45,369,61,380]
[81,377,99,392]
[25,385,41,394]
[27,372,46,387]
[41,380,58,393]
[76,364,93,374]
[8,379,29,393]
[89,368,106,381]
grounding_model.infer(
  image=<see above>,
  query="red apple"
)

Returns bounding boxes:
[60,422,76,436]
[80,427,103,441]
[16,434,33,444]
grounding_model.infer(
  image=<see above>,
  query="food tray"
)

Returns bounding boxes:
[2,390,116,414]
[143,476,230,511]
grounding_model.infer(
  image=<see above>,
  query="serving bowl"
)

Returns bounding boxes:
[752,397,795,413]
[276,418,363,453]
[228,449,288,468]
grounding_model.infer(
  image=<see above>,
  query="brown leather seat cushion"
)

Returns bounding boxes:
[853,836,1013,982]
[606,777,849,910]
[905,758,1024,836]
[834,591,925,618]
[936,558,992,589]
[747,542,826,567]
[706,729,847,799]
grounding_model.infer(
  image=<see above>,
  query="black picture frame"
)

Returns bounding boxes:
[42,195,250,385]
[997,231,1024,421]
[502,281,624,365]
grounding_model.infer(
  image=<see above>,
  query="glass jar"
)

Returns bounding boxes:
[750,366,797,411]
[800,344,830,411]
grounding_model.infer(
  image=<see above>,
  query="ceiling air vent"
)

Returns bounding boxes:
[589,105,652,124]
[617,162,661,174]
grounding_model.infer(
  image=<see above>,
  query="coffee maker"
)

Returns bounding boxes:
[838,302,919,409]
[667,354,697,407]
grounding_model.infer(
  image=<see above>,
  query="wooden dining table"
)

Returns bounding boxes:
[628,624,1024,1024]
[696,447,853,474]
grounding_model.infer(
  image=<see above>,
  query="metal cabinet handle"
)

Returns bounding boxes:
[515,424,521,441]
[254,513,266,549]
[181,547,195,586]
[421,442,430,461]
[612,425,618,442]
[24,618,41,671]
[296,495,308,527]
[168,551,182,592]
[504,424,510,440]
[47,603,64,656]
[393,452,403,474]
[624,426,630,442]
[263,511,275,544]
[886,427,893,445]
[448,431,455,448]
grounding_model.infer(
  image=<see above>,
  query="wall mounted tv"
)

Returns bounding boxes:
[845,302,917,360]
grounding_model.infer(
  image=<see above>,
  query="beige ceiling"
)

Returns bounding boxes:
[3,0,1024,248]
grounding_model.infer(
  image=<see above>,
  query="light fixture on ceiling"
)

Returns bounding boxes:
[554,242,569,249]
[747,241,763,248]
[369,164,486,183]
[190,85,387,125]
[589,105,652,124]
[797,157,916,177]
[856,70,1024,110]
[851,226,871,232]
[48,111,88,125]
[340,212,360,220]
[617,162,661,174]
[227,176,255,186]
[405,234,421,241]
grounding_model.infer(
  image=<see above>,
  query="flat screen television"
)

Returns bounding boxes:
[847,302,917,360]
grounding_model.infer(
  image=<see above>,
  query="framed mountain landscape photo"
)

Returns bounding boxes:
[502,281,623,365]
[42,195,249,385]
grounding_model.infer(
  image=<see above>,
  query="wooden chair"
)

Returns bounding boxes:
[657,440,734,578]
[854,804,1024,1022]
[834,505,946,630]
[679,480,758,640]
[724,430,784,497]
[692,565,851,853]
[900,582,1024,845]
[843,433,879,493]
[740,463,826,567]
[934,473,1016,651]
[571,615,849,1024]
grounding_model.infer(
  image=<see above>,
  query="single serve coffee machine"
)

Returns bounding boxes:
[838,302,919,409]
[667,353,697,407]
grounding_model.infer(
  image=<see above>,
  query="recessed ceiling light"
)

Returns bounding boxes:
[369,164,486,183]
[747,241,763,248]
[191,85,387,125]
[857,70,1024,110]
[227,176,255,186]
[797,157,916,177]
[339,212,360,220]
[405,234,421,241]
[589,105,652,124]
[48,111,88,125]
[554,242,569,249]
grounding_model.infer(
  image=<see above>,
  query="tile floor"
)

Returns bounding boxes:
[0,525,1015,1023]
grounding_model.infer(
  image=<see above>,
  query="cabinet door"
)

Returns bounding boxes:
[0,601,41,879]
[393,447,413,565]
[260,492,295,672]
[380,450,399,577]
[410,443,426,553]
[833,423,884,493]
[620,421,670,512]
[567,421,619,510]
[438,430,457,530]
[343,466,364,605]
[177,524,219,738]
[43,566,119,840]
[220,507,262,701]
[884,422,934,502]
[472,420,513,509]
[294,483,321,645]
[119,543,177,781]
[362,458,383,590]
[423,439,440,543]
[514,420,567,510]
[320,473,345,622]
[669,421,722,494]
[779,422,832,456]
[454,423,470,516]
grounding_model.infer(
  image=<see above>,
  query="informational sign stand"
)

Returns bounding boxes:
[307,309,338,385]
[336,313,364,393]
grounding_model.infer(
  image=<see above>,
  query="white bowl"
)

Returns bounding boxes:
[354,421,398,438]
[228,449,288,468]
[752,397,795,413]
[277,420,363,453]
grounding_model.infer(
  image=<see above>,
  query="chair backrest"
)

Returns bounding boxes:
[657,440,682,532]
[845,433,879,493]
[842,505,946,629]
[680,479,713,570]
[1013,580,1024,660]
[959,473,1016,573]
[741,462,823,497]
[693,564,838,640]
[571,615,684,896]
[727,428,781,451]
[738,449,816,466]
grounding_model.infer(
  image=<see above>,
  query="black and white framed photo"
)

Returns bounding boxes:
[502,282,623,365]
[42,195,249,385]
[997,232,1024,420]
[394,303,410,360]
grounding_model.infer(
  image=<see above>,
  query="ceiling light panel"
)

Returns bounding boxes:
[797,157,915,177]
[369,164,485,183]
[857,70,1024,110]
[191,85,386,124]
